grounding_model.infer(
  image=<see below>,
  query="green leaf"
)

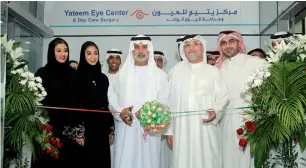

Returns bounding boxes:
[254,146,268,168]
[298,132,306,152]
[6,61,13,69]
[243,61,306,167]
[36,136,43,144]
[12,42,21,50]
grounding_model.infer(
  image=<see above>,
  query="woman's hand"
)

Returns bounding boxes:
[109,134,114,145]
[76,138,85,146]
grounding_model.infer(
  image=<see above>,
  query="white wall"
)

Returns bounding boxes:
[43,1,261,72]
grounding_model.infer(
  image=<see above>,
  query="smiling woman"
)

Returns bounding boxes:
[71,41,115,168]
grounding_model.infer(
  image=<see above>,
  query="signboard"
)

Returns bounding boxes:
[44,1,261,35]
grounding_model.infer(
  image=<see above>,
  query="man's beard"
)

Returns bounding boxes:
[134,54,149,62]
[187,55,197,61]
[222,48,239,58]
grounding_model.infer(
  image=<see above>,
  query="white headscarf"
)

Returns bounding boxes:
[176,36,185,58]
[102,48,123,74]
[179,34,207,64]
[115,35,166,108]
[154,50,167,69]
[270,31,292,46]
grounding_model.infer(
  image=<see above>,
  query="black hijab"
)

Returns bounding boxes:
[77,41,102,81]
[44,38,71,76]
[75,41,109,109]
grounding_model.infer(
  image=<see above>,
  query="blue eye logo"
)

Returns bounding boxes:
[130,9,149,19]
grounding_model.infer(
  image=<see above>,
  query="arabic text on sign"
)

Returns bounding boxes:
[152,9,238,17]
[166,17,224,22]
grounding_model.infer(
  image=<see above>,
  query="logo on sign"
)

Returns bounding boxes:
[130,9,149,19]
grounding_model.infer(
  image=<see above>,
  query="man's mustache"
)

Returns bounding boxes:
[137,54,146,57]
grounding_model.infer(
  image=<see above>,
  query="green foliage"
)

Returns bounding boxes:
[247,61,306,168]
[3,39,48,167]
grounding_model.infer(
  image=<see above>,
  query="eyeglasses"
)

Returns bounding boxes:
[184,40,202,49]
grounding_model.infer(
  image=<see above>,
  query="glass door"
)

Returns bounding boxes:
[7,16,43,73]
[290,7,306,34]
[1,2,8,168]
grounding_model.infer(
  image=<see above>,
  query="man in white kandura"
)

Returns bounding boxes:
[176,36,185,61]
[102,48,123,168]
[215,30,267,168]
[165,34,229,168]
[102,49,123,84]
[153,50,172,168]
[108,35,169,168]
[270,31,292,48]
[154,50,167,70]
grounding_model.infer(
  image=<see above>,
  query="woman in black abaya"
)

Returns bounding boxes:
[72,41,114,168]
[32,38,76,168]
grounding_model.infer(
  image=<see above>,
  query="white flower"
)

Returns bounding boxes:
[244,84,250,92]
[36,83,43,89]
[16,68,24,74]
[11,70,17,74]
[36,97,44,102]
[23,65,28,71]
[256,70,265,78]
[27,73,35,80]
[244,92,253,103]
[38,94,43,98]
[264,72,271,78]
[35,77,42,83]
[42,91,47,96]
[35,101,42,106]
[299,54,306,61]
[266,51,280,63]
[33,87,38,91]
[10,47,23,60]
[242,114,255,122]
[13,61,21,68]
[19,80,27,85]
[1,35,14,53]
[247,75,255,83]
[253,79,263,87]
[21,72,27,78]
[28,81,36,88]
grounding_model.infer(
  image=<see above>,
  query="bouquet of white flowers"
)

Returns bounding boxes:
[1,34,51,167]
[237,34,306,168]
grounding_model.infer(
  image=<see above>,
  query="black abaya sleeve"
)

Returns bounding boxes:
[100,74,115,135]
[62,73,86,140]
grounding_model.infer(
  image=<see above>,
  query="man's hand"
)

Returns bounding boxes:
[119,106,133,126]
[109,134,114,145]
[202,109,216,123]
[166,135,173,149]
[76,138,85,146]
